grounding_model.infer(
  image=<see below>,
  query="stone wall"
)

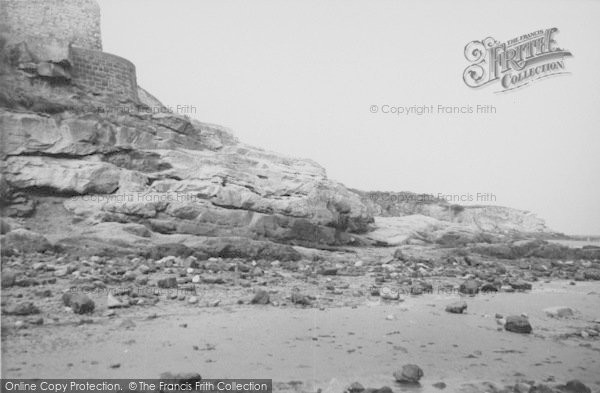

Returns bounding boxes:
[0,0,102,62]
[69,46,138,102]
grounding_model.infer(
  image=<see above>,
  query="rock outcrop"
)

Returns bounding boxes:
[0,73,373,257]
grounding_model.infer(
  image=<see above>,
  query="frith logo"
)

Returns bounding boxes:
[463,28,572,92]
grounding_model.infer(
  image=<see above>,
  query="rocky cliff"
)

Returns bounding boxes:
[352,190,554,247]
[0,39,375,260]
[0,23,559,261]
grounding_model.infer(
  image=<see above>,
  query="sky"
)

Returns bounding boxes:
[97,0,600,235]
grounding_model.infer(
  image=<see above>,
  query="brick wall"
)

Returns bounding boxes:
[0,0,102,62]
[69,46,138,102]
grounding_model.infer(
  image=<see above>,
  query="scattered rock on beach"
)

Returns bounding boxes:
[543,306,574,318]
[107,293,127,309]
[445,301,467,314]
[504,315,532,334]
[393,364,424,383]
[3,302,40,316]
[1,269,18,287]
[563,380,591,393]
[157,276,178,289]
[62,292,95,314]
[459,279,479,295]
[291,292,312,306]
[346,382,365,393]
[251,289,270,305]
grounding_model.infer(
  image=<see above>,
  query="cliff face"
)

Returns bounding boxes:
[350,190,553,247]
[0,1,557,260]
[354,190,550,234]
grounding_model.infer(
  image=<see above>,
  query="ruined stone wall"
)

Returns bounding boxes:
[0,0,102,62]
[69,46,138,102]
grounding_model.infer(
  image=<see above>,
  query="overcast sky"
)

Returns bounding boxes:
[97,0,600,235]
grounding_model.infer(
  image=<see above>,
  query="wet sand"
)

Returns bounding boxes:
[3,281,600,392]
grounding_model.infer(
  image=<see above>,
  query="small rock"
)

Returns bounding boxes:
[393,364,424,383]
[480,283,498,292]
[251,289,270,305]
[188,296,198,304]
[62,292,95,314]
[372,387,393,393]
[510,280,533,291]
[1,269,17,287]
[346,382,365,393]
[159,372,202,385]
[291,292,312,306]
[432,382,447,390]
[135,276,149,285]
[3,302,40,316]
[119,318,136,329]
[514,382,533,393]
[459,279,479,295]
[319,267,338,276]
[504,315,532,334]
[107,293,126,309]
[445,301,467,314]
[157,276,178,288]
[192,275,201,283]
[564,380,591,393]
[543,306,574,318]
[380,287,400,301]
